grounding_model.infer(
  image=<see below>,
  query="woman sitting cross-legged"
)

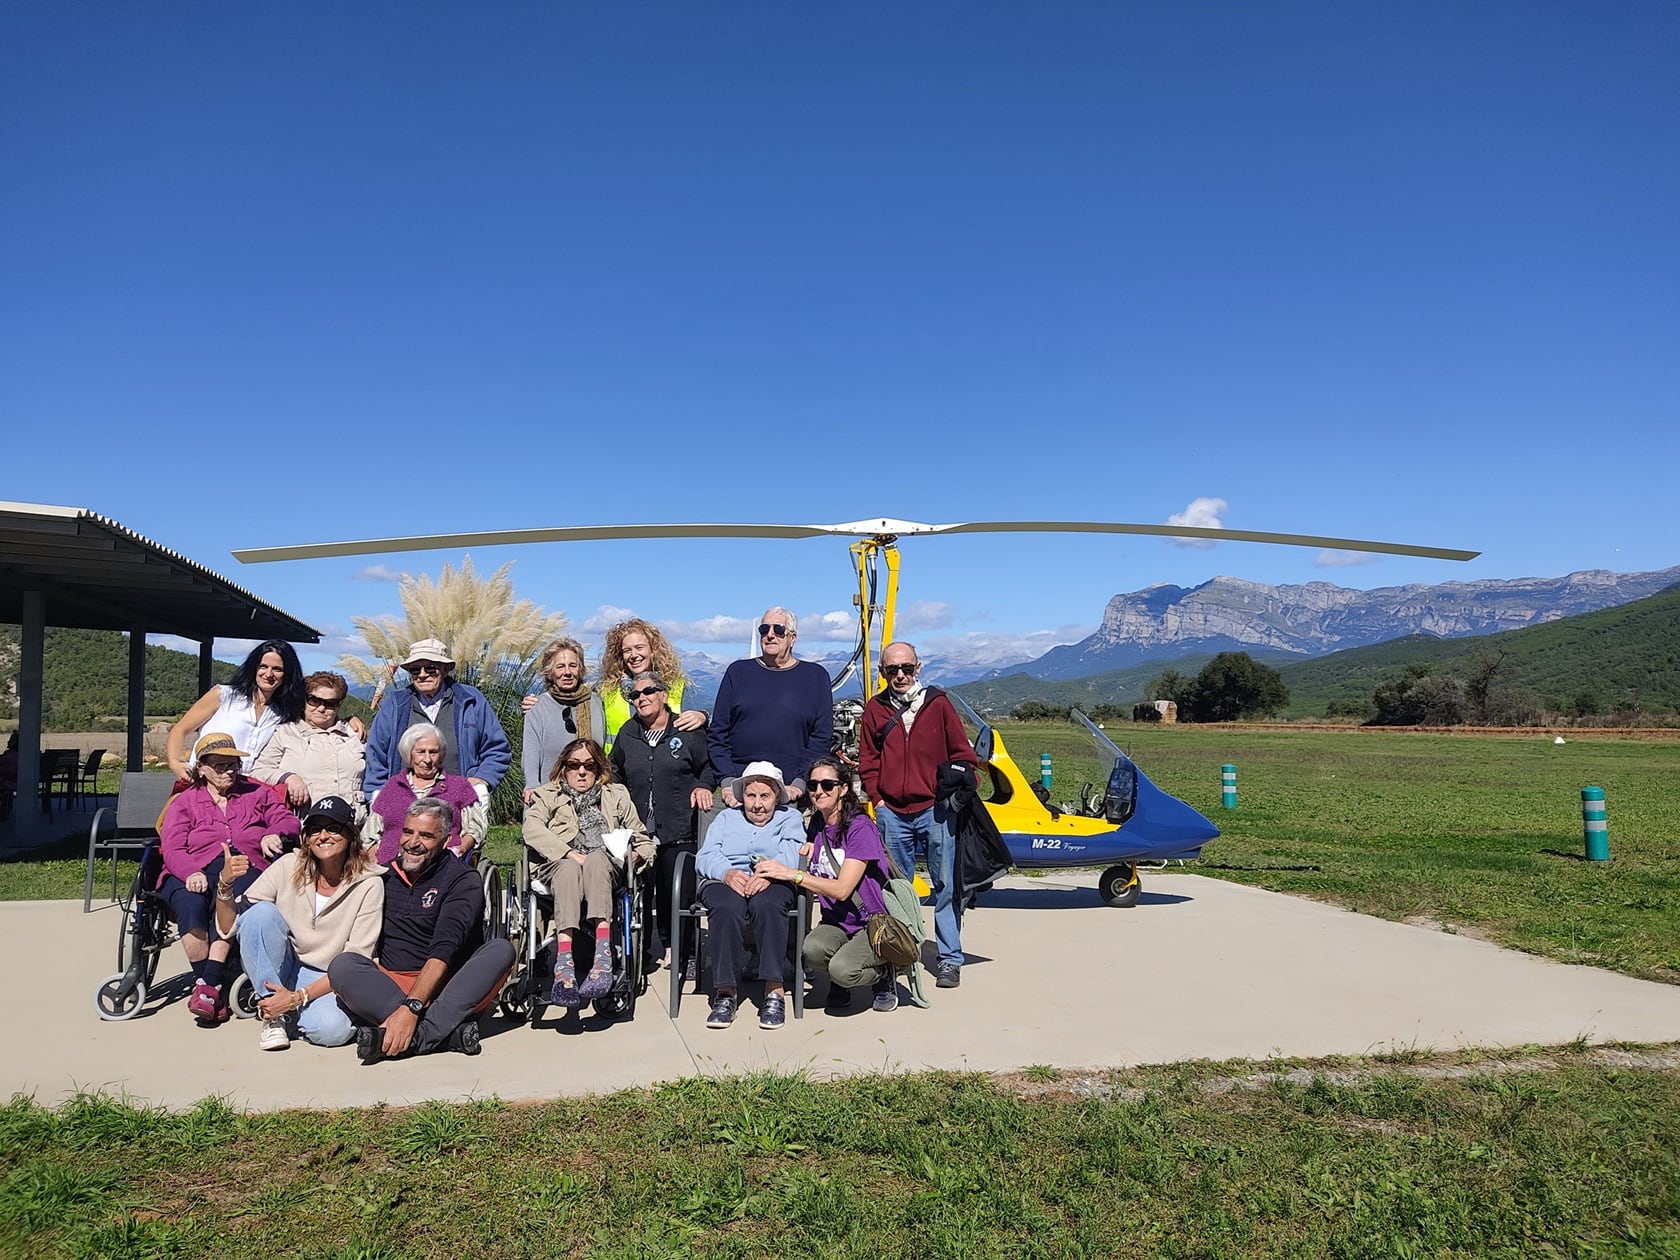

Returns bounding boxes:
[695,760,805,1031]
[754,755,900,1014]
[214,795,385,1050]
[522,738,653,1007]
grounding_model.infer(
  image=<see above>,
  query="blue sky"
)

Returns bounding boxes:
[4,3,1675,675]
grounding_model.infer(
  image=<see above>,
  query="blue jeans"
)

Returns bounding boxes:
[879,804,961,969]
[235,901,356,1046]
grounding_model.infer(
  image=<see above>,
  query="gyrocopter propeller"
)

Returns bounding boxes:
[236,516,1477,906]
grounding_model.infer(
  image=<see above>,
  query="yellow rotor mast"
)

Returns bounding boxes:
[850,533,902,700]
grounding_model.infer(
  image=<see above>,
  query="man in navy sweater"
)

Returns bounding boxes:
[708,607,833,805]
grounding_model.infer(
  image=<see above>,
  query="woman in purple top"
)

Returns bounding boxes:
[755,755,900,1015]
[365,723,482,866]
[158,732,300,1026]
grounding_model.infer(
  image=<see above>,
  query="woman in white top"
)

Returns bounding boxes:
[166,640,306,780]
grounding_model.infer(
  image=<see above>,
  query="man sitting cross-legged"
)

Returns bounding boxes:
[328,798,514,1062]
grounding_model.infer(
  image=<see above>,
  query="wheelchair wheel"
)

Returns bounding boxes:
[230,974,260,1019]
[94,972,146,1021]
[482,862,505,942]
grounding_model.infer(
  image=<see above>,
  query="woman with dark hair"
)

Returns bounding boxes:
[522,737,652,1006]
[249,671,367,818]
[166,640,305,780]
[755,755,900,1014]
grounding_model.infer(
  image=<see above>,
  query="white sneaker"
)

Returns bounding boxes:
[258,1017,289,1051]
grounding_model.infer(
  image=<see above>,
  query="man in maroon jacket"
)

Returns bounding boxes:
[857,641,978,988]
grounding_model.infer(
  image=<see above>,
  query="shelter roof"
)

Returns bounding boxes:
[0,502,318,642]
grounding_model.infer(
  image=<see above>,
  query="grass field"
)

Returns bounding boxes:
[4,1053,1678,1259]
[1001,723,1680,983]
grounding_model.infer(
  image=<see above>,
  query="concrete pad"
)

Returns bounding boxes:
[12,872,1680,1112]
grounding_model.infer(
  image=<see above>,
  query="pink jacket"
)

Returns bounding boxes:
[159,780,300,882]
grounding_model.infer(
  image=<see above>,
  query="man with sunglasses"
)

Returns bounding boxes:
[362,637,511,804]
[858,642,978,989]
[610,671,717,966]
[708,607,834,806]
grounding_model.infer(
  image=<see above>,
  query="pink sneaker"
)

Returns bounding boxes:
[187,981,229,1024]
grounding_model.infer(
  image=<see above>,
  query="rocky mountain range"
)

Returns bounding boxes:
[1015,565,1680,681]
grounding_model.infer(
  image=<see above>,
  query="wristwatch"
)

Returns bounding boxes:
[403,998,426,1017]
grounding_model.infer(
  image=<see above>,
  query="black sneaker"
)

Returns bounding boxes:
[759,992,786,1030]
[824,984,852,1013]
[356,1025,385,1065]
[706,994,737,1029]
[872,968,899,1012]
[935,962,962,989]
[447,1021,482,1056]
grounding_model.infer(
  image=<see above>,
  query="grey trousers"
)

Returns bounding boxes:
[328,939,515,1055]
[542,849,617,935]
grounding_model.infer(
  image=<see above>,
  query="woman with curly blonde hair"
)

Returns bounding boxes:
[596,619,707,749]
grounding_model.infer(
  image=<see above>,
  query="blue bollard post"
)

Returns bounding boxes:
[1040,752,1052,792]
[1221,763,1237,810]
[1581,786,1609,861]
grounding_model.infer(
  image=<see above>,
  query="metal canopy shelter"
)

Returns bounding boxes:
[1,502,318,849]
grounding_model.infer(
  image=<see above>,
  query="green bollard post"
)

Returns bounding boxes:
[1581,786,1609,861]
[1221,763,1237,810]
[1040,752,1052,792]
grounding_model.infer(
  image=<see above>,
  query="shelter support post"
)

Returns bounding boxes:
[127,627,147,770]
[13,591,45,848]
[197,641,213,696]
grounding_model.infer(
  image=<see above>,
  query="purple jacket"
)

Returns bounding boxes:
[159,780,300,883]
[371,772,480,865]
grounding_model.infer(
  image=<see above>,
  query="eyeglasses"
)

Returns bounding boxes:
[409,662,445,675]
[563,759,596,772]
[306,824,350,838]
[306,694,343,709]
[808,778,843,793]
[881,662,919,676]
[200,760,240,774]
[626,685,665,699]
[757,623,789,638]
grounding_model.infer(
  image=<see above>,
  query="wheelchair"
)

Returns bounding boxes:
[666,811,809,1021]
[93,842,258,1022]
[496,844,649,1024]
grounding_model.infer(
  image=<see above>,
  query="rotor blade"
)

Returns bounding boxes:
[930,521,1479,562]
[233,522,849,563]
[235,517,1477,563]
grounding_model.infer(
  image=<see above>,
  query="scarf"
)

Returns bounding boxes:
[564,781,608,853]
[545,678,594,744]
[887,682,928,736]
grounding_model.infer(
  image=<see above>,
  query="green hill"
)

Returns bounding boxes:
[1277,584,1680,719]
[0,627,236,730]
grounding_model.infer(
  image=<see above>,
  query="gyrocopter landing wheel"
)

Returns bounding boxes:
[1099,863,1142,909]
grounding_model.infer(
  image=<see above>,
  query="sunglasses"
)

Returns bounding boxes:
[563,759,597,772]
[626,685,665,699]
[305,694,343,709]
[808,778,843,793]
[200,759,241,773]
[881,662,919,676]
[306,823,350,838]
[409,662,446,675]
[757,623,789,638]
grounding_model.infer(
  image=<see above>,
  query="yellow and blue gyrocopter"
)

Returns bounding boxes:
[235,517,1477,907]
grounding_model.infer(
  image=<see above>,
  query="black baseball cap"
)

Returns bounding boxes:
[303,796,356,830]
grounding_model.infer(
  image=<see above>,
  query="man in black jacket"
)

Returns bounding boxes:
[610,670,716,965]
[328,798,514,1062]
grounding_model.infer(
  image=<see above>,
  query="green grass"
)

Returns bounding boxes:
[3,1057,1678,1258]
[1001,723,1680,982]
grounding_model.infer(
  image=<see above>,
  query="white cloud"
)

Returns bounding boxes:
[352,565,403,583]
[917,624,1095,670]
[1166,496,1228,549]
[580,604,638,633]
[798,610,860,642]
[895,599,956,631]
[659,614,756,643]
[1315,549,1381,568]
